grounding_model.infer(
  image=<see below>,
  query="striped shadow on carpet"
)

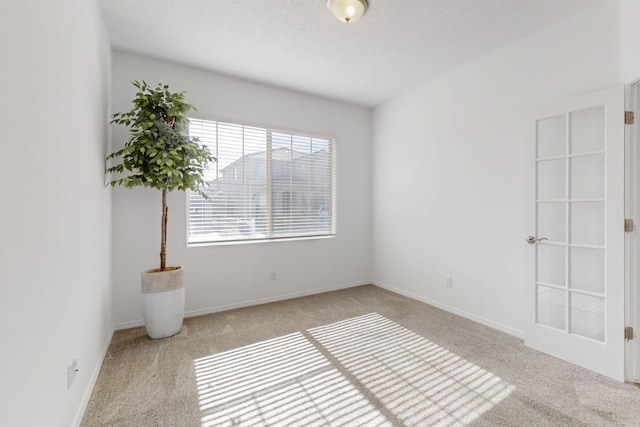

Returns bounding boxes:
[194,312,515,426]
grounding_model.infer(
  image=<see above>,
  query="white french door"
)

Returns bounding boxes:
[525,86,625,381]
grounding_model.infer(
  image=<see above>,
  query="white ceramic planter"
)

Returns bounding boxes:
[140,266,185,339]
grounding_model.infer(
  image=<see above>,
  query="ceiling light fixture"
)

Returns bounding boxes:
[327,0,369,24]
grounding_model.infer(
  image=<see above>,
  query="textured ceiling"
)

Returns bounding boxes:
[98,0,603,107]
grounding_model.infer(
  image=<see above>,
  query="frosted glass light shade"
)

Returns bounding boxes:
[327,0,368,23]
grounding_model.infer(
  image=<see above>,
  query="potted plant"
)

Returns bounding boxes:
[107,81,215,339]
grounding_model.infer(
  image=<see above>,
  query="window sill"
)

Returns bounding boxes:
[187,234,336,248]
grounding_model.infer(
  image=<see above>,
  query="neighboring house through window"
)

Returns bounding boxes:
[188,118,336,244]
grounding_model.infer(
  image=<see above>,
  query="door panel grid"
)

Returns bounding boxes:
[535,106,606,342]
[526,86,624,381]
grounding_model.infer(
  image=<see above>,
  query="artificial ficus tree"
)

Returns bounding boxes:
[107,81,215,270]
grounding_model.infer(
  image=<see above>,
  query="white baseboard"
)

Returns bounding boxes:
[114,280,523,340]
[72,327,115,427]
[371,280,524,339]
[115,280,370,330]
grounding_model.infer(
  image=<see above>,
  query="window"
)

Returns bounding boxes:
[188,118,336,244]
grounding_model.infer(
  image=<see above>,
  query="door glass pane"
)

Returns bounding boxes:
[537,202,565,243]
[570,293,605,341]
[537,245,565,286]
[570,202,604,246]
[537,115,566,158]
[570,247,604,293]
[537,285,566,330]
[537,159,565,200]
[570,106,604,154]
[571,154,604,199]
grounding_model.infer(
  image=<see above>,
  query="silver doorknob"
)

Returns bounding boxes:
[527,236,549,244]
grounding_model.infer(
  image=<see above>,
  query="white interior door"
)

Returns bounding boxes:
[525,86,625,381]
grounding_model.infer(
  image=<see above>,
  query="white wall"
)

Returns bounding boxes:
[620,0,640,82]
[372,0,636,336]
[111,52,372,327]
[0,1,112,426]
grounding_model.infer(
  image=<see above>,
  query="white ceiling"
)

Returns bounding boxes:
[98,0,603,108]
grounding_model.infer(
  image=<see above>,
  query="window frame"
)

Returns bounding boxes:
[186,115,337,246]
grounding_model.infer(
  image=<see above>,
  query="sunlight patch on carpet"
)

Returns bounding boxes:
[195,332,389,426]
[309,313,516,425]
[194,313,514,426]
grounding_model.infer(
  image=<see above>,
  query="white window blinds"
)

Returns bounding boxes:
[188,118,336,244]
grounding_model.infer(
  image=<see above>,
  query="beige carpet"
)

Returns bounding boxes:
[81,285,640,426]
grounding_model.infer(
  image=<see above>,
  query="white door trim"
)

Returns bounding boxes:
[625,78,640,382]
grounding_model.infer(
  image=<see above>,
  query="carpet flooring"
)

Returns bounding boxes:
[81,285,640,426]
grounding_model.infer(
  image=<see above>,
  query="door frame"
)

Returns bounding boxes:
[625,78,640,382]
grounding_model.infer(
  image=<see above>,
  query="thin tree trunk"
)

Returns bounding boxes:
[160,188,168,271]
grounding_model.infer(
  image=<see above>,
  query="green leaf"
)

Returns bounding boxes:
[104,80,216,264]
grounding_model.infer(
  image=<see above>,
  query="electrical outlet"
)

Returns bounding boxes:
[446,275,452,288]
[67,359,78,389]
[270,271,277,281]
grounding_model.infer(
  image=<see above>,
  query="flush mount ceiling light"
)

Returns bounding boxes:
[327,0,369,24]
